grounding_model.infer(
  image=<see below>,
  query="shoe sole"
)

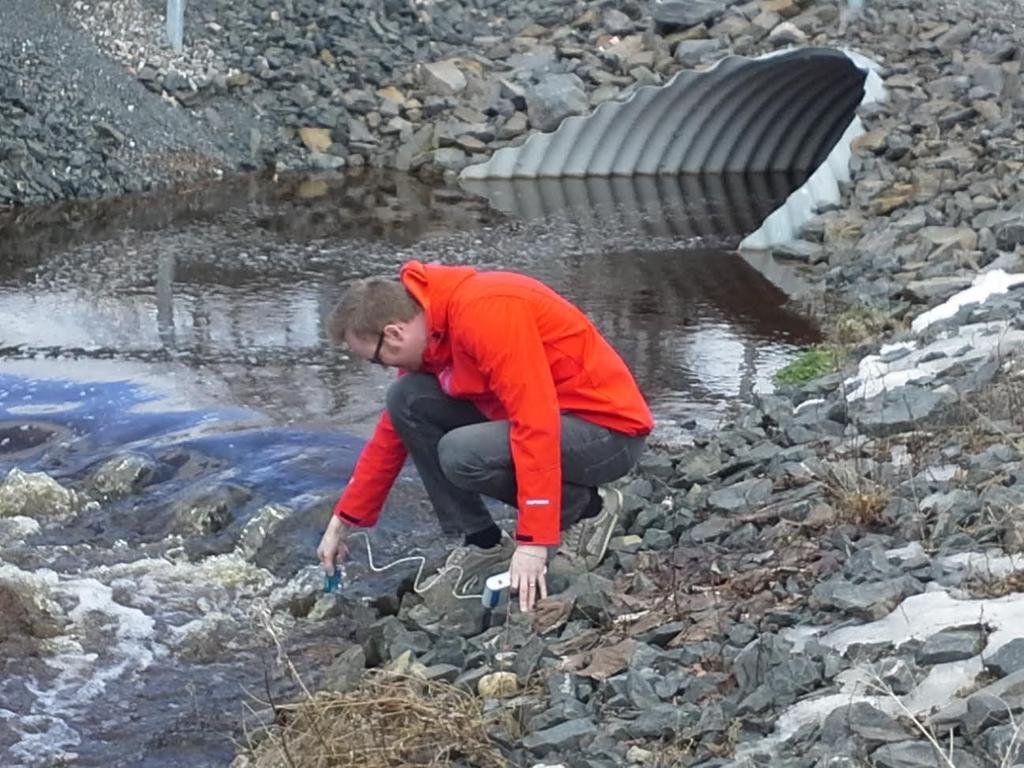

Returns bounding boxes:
[587,487,622,570]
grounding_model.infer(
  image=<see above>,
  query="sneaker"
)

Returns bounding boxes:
[420,532,515,597]
[560,487,622,571]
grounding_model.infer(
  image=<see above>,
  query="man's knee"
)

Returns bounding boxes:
[385,373,436,425]
[437,430,478,485]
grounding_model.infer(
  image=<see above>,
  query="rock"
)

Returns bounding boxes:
[615,702,701,738]
[960,692,1011,733]
[478,671,518,698]
[707,477,773,512]
[171,484,250,535]
[768,21,806,45]
[872,741,982,768]
[981,723,1024,763]
[934,21,973,52]
[0,517,40,547]
[916,625,985,665]
[603,9,635,35]
[321,645,366,693]
[821,702,909,745]
[875,657,917,695]
[525,74,588,132]
[395,124,434,171]
[91,453,157,497]
[418,60,467,96]
[733,633,793,693]
[811,576,922,620]
[772,239,824,263]
[687,515,733,542]
[985,638,1024,677]
[0,468,78,518]
[673,38,724,67]
[871,741,944,768]
[852,387,950,438]
[522,718,597,756]
[918,226,978,252]
[236,503,291,560]
[0,565,66,648]
[653,0,734,30]
[362,615,431,666]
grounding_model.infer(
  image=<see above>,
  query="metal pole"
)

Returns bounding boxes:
[166,0,187,53]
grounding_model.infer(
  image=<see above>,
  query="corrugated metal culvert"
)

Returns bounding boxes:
[461,47,885,249]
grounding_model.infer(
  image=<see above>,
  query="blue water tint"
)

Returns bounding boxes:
[0,372,365,507]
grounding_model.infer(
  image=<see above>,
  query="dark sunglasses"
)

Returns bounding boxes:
[370,330,386,366]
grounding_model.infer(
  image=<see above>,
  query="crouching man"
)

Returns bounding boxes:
[317,260,652,611]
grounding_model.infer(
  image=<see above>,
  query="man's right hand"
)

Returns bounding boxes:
[317,515,351,574]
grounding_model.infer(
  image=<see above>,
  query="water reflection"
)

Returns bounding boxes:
[459,171,806,242]
[0,170,820,435]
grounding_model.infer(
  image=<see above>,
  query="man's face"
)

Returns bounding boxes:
[345,312,429,370]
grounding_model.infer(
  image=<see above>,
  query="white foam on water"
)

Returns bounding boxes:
[0,709,81,767]
[25,575,161,720]
[6,402,84,415]
[0,552,275,763]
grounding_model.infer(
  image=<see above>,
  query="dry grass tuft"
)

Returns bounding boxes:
[966,569,1024,599]
[824,464,889,526]
[242,671,509,768]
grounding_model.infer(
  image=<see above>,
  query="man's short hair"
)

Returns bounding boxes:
[327,278,420,343]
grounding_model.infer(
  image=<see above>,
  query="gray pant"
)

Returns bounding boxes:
[386,373,646,537]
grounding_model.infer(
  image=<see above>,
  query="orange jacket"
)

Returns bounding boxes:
[333,261,653,546]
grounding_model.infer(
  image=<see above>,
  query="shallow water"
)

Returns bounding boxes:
[0,169,821,766]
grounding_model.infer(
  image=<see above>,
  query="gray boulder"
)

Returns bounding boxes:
[526,74,588,132]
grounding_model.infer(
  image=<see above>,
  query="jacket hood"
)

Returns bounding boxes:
[400,260,477,339]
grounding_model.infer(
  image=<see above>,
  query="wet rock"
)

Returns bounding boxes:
[0,565,66,649]
[0,468,79,518]
[269,565,324,618]
[171,484,250,535]
[0,516,41,547]
[91,453,158,498]
[236,504,292,560]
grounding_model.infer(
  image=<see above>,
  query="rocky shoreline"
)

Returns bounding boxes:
[7,0,1024,765]
[231,0,1024,761]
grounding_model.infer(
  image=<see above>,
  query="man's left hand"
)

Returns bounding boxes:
[510,544,548,612]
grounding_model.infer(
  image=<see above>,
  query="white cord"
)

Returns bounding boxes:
[344,530,488,600]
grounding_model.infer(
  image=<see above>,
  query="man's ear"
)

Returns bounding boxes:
[382,322,404,343]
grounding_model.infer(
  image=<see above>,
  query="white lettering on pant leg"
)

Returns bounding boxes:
[525,499,550,506]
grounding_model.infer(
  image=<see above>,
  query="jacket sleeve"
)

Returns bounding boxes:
[457,299,563,545]
[333,410,407,527]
